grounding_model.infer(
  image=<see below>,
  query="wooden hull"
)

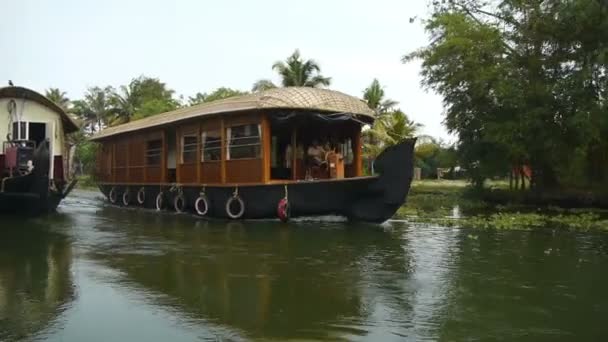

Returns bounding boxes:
[98,139,416,223]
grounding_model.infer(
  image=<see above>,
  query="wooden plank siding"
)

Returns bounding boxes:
[169,113,265,185]
[95,111,364,186]
[223,113,264,184]
[261,114,271,183]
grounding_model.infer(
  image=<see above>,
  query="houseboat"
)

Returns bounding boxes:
[0,85,79,215]
[91,87,415,223]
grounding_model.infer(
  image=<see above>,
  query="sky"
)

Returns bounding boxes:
[0,0,450,140]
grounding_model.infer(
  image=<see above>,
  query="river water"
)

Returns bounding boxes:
[1,190,608,341]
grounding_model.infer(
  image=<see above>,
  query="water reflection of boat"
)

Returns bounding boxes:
[0,222,74,341]
[91,213,409,339]
[91,88,415,223]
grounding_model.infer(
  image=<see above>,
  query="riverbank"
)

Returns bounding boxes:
[75,175,97,190]
[399,180,608,232]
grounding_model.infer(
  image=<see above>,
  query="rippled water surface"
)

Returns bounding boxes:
[1,190,608,341]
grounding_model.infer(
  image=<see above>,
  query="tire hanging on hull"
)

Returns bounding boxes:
[137,187,145,205]
[226,187,244,219]
[122,188,130,206]
[109,187,118,204]
[155,192,164,211]
[195,189,209,216]
[174,193,185,213]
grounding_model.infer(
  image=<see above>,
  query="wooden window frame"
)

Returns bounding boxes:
[201,129,222,162]
[181,134,198,164]
[145,139,163,166]
[226,123,262,160]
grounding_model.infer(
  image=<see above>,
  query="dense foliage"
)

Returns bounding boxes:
[406,0,608,191]
[188,87,248,106]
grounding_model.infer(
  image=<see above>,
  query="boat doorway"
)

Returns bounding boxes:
[28,122,47,147]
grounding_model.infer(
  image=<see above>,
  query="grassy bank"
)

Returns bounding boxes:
[75,174,98,190]
[399,180,608,232]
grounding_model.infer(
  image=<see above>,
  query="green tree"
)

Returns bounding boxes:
[251,80,277,92]
[252,49,331,91]
[45,88,71,112]
[110,76,180,124]
[188,87,248,106]
[363,79,398,115]
[414,137,459,178]
[363,110,421,159]
[74,139,98,175]
[72,86,114,133]
[406,0,608,190]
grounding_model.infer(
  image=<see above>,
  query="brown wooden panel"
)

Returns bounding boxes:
[225,159,263,183]
[161,130,167,183]
[96,143,113,182]
[179,164,197,183]
[53,156,64,182]
[201,117,221,131]
[115,168,127,182]
[146,167,162,183]
[128,138,145,167]
[345,164,356,178]
[129,167,145,182]
[114,141,128,167]
[201,162,221,184]
[261,114,271,183]
[178,122,198,135]
[224,113,261,127]
[220,118,226,183]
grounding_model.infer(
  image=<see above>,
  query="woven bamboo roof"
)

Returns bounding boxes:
[91,87,375,141]
[0,86,79,133]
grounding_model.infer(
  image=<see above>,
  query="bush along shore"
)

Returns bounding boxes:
[398,180,608,232]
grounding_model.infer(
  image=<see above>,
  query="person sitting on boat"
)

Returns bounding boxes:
[307,140,327,167]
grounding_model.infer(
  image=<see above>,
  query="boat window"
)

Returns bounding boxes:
[146,139,162,166]
[201,130,221,161]
[181,135,198,163]
[341,138,354,165]
[227,124,261,160]
[11,122,26,140]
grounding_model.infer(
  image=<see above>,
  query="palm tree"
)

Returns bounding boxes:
[45,88,71,112]
[363,79,398,115]
[72,86,114,133]
[363,110,421,159]
[109,85,138,126]
[252,49,331,91]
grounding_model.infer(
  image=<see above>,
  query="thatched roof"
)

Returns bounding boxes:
[0,86,79,133]
[91,87,375,141]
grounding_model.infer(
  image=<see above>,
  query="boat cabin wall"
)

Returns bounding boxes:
[175,112,266,184]
[0,98,68,181]
[96,112,269,185]
[95,130,165,184]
